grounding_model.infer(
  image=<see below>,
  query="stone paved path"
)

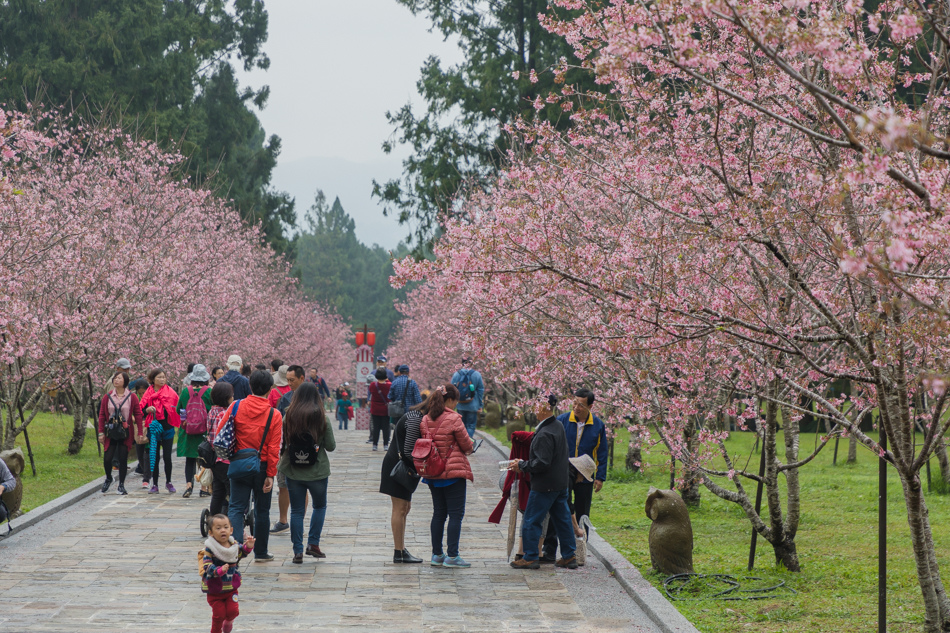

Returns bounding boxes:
[0,428,660,633]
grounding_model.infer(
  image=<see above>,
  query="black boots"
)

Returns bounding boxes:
[394,549,423,564]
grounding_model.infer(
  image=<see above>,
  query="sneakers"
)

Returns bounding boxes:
[510,558,540,570]
[148,485,159,494]
[372,445,378,451]
[254,553,275,562]
[430,554,446,566]
[383,444,389,450]
[142,480,150,489]
[100,479,112,493]
[305,545,325,558]
[365,439,373,444]
[555,556,579,569]
[270,521,290,534]
[165,482,177,493]
[182,486,192,498]
[117,484,128,495]
[442,556,471,568]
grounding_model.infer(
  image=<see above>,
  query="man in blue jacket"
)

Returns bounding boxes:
[217,354,252,401]
[558,388,608,525]
[451,357,485,438]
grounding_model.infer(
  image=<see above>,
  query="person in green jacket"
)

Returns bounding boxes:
[278,381,336,564]
[178,364,214,498]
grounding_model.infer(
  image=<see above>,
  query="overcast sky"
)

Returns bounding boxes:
[238,1,463,249]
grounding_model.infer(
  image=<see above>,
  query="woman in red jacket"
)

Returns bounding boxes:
[420,383,475,568]
[97,371,143,495]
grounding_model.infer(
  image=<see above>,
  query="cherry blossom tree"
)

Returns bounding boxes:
[394,0,950,627]
[0,110,352,452]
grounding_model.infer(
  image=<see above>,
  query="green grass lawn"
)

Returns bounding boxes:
[482,422,948,632]
[9,411,104,513]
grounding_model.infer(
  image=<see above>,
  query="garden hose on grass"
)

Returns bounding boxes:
[663,573,796,601]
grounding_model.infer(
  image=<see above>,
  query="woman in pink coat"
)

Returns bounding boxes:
[97,371,143,495]
[420,383,475,568]
[140,368,181,494]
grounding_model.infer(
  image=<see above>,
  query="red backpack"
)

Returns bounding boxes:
[184,386,210,435]
[412,415,454,478]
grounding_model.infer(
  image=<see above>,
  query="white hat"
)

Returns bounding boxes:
[190,364,211,383]
[273,365,289,387]
[568,454,596,483]
[226,355,242,370]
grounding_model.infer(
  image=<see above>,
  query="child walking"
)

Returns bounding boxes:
[199,514,255,633]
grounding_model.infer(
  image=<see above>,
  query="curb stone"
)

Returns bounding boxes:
[476,430,701,633]
[1,461,140,540]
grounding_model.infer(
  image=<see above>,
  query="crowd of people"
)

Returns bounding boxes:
[93,354,608,633]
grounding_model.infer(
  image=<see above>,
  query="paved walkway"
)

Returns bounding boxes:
[0,428,661,633]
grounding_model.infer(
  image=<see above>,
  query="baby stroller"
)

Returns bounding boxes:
[197,441,255,538]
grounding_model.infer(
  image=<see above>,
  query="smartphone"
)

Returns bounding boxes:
[471,439,484,453]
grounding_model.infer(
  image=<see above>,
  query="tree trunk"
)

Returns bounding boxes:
[625,442,642,472]
[899,472,950,632]
[934,438,950,489]
[679,425,701,507]
[847,434,857,464]
[66,381,92,455]
[772,537,800,571]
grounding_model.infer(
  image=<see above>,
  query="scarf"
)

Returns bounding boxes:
[488,431,535,523]
[106,389,133,423]
[204,536,241,563]
[140,385,181,427]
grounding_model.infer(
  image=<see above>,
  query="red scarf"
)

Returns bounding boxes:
[140,385,181,428]
[488,431,534,523]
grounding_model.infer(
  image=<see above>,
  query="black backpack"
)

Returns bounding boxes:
[105,393,131,441]
[287,432,320,466]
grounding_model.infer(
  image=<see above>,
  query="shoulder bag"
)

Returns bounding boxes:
[227,409,274,482]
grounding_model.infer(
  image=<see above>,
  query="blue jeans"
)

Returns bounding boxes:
[228,474,272,557]
[337,411,348,430]
[286,476,328,555]
[522,488,576,561]
[428,480,466,557]
[459,410,477,438]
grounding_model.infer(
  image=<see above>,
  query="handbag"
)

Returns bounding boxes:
[387,379,410,418]
[390,459,420,490]
[197,466,214,489]
[227,409,274,482]
[212,401,240,460]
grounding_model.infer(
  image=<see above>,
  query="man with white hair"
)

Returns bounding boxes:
[216,355,252,401]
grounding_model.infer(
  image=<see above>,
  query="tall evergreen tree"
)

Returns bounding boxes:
[374,0,600,249]
[297,192,406,351]
[0,0,294,254]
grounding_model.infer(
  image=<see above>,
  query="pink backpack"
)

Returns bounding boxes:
[184,386,210,435]
[412,416,454,478]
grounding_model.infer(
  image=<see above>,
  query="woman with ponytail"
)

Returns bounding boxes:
[419,383,474,568]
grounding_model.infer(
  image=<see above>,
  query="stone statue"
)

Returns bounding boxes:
[0,447,25,518]
[645,487,694,575]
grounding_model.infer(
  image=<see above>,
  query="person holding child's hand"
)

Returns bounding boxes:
[198,514,254,633]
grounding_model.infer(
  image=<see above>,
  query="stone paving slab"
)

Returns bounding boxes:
[0,428,662,633]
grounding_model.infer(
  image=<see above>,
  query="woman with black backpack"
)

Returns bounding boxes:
[97,371,143,495]
[277,381,336,564]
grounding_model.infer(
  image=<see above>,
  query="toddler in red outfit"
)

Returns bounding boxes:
[199,514,255,633]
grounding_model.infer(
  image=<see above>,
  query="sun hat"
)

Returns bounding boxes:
[568,454,597,483]
[273,365,289,387]
[190,364,211,383]
[226,354,242,370]
[116,358,131,369]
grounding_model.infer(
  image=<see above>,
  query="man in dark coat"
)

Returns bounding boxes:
[217,355,252,401]
[509,394,577,570]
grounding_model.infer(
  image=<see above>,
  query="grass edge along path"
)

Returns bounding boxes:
[483,423,948,633]
[9,411,107,513]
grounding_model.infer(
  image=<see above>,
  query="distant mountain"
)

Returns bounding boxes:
[271,155,407,250]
